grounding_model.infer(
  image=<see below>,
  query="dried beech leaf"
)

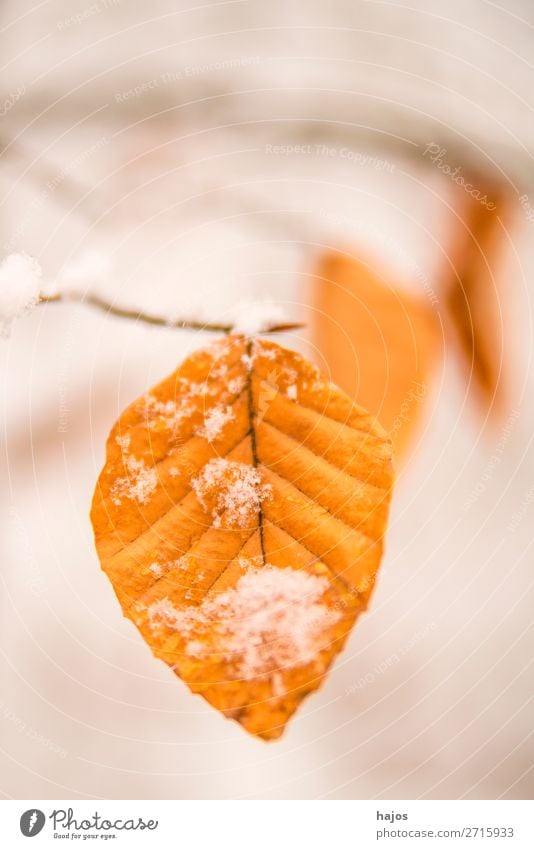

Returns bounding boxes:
[91,335,394,740]
[310,251,440,457]
[443,181,513,420]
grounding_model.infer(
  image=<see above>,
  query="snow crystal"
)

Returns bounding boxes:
[196,404,235,443]
[0,253,42,335]
[210,362,228,380]
[185,640,204,657]
[141,377,221,435]
[205,337,232,361]
[227,376,246,395]
[237,556,260,571]
[111,455,157,505]
[191,458,271,528]
[115,433,131,451]
[140,394,193,434]
[148,556,190,577]
[188,381,212,397]
[256,344,277,360]
[148,598,184,630]
[283,367,298,384]
[148,565,340,680]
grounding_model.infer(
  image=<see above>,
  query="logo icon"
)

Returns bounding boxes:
[20,809,46,837]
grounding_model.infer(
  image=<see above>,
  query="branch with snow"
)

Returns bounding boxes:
[0,252,303,337]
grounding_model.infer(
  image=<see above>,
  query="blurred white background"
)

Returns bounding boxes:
[0,0,533,799]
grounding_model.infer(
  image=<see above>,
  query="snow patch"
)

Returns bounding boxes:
[227,376,246,395]
[188,381,212,397]
[148,565,340,680]
[191,458,271,528]
[140,394,194,434]
[115,433,131,451]
[196,404,235,443]
[210,361,228,380]
[111,455,157,505]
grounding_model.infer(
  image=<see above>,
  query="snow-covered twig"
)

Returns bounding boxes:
[40,291,303,335]
[0,253,303,336]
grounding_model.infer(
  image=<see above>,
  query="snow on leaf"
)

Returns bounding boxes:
[196,404,236,444]
[191,458,271,529]
[110,455,157,505]
[139,394,193,434]
[148,566,340,680]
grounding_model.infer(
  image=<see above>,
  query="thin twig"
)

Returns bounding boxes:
[39,292,304,335]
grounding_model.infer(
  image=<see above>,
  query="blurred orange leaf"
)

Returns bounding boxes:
[310,251,440,458]
[91,335,394,739]
[443,181,513,421]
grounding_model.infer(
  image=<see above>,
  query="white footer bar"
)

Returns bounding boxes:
[1,799,532,848]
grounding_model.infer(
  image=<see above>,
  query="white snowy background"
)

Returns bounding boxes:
[0,0,533,799]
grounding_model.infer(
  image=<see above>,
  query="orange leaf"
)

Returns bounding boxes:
[90,335,394,740]
[310,251,440,458]
[442,181,513,421]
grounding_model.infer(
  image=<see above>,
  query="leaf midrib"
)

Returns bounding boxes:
[246,338,266,565]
